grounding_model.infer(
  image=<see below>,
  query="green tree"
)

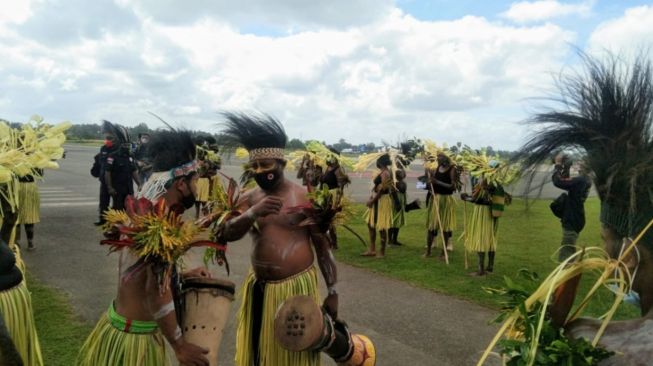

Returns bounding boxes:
[286,138,306,150]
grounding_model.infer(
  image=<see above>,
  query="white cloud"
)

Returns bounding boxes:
[501,0,593,23]
[123,0,394,29]
[0,3,581,150]
[0,0,33,25]
[588,5,653,53]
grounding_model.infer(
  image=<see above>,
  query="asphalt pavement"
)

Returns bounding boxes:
[17,144,534,365]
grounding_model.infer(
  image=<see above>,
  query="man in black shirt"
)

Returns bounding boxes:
[104,129,141,211]
[92,130,118,225]
[552,155,591,261]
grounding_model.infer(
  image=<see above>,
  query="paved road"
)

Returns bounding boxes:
[21,144,514,365]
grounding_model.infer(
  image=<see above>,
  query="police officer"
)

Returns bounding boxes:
[104,124,141,211]
[92,125,118,226]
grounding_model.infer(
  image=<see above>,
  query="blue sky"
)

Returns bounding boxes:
[1,1,652,149]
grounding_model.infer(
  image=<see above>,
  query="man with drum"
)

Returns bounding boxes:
[77,130,210,366]
[219,113,338,366]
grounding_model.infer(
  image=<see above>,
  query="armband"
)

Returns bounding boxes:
[153,301,175,320]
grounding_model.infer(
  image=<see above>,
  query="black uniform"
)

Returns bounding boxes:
[93,145,117,223]
[105,149,137,210]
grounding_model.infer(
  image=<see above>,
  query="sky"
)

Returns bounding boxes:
[1,0,652,150]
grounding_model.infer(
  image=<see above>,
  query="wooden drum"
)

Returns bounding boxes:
[180,277,235,366]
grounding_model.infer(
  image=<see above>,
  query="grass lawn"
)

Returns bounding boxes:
[27,272,92,366]
[335,197,641,320]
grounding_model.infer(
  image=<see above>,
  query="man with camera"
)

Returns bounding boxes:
[551,154,591,261]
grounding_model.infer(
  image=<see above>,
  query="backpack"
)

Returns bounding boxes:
[550,193,567,218]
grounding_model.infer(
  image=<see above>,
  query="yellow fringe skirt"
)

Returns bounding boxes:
[0,281,44,366]
[11,243,26,275]
[426,194,456,232]
[392,192,406,229]
[364,194,393,231]
[76,302,169,366]
[235,267,321,366]
[18,181,40,224]
[464,204,497,252]
[208,175,224,201]
[196,177,210,203]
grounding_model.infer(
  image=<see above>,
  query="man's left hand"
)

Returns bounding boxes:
[323,293,338,320]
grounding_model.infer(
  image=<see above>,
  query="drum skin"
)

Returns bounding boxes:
[181,277,235,366]
[274,295,326,352]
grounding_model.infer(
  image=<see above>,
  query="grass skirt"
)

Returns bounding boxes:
[196,177,210,203]
[464,204,497,252]
[18,181,40,224]
[392,192,406,229]
[426,194,456,232]
[364,194,393,231]
[235,267,321,366]
[0,281,44,366]
[11,242,26,275]
[76,303,169,366]
[208,175,224,201]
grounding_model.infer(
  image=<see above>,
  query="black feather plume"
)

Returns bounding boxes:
[219,112,287,151]
[147,130,196,172]
[515,50,653,239]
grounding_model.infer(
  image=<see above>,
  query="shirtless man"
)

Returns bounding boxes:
[219,112,337,366]
[77,130,209,366]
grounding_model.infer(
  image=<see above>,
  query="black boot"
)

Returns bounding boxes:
[487,251,495,273]
[470,252,485,276]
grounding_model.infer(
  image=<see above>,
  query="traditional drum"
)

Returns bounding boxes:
[274,295,376,366]
[180,277,235,366]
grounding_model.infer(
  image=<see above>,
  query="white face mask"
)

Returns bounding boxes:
[608,238,641,308]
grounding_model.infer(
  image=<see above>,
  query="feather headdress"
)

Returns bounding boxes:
[220,112,287,162]
[515,51,653,246]
[138,130,197,201]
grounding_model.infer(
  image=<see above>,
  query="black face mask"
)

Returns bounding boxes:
[254,171,281,191]
[182,193,196,209]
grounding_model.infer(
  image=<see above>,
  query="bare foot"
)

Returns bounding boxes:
[360,251,376,257]
[376,254,385,258]
[468,271,485,277]
[422,253,432,258]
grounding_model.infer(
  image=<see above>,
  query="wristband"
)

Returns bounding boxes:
[245,209,257,220]
[327,286,337,295]
[173,325,183,341]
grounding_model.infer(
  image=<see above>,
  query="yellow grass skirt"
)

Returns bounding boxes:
[208,175,224,201]
[364,194,393,231]
[392,192,406,229]
[235,267,321,366]
[76,303,169,366]
[11,242,26,275]
[464,204,497,252]
[426,194,456,232]
[0,281,44,366]
[196,177,210,203]
[18,181,40,224]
